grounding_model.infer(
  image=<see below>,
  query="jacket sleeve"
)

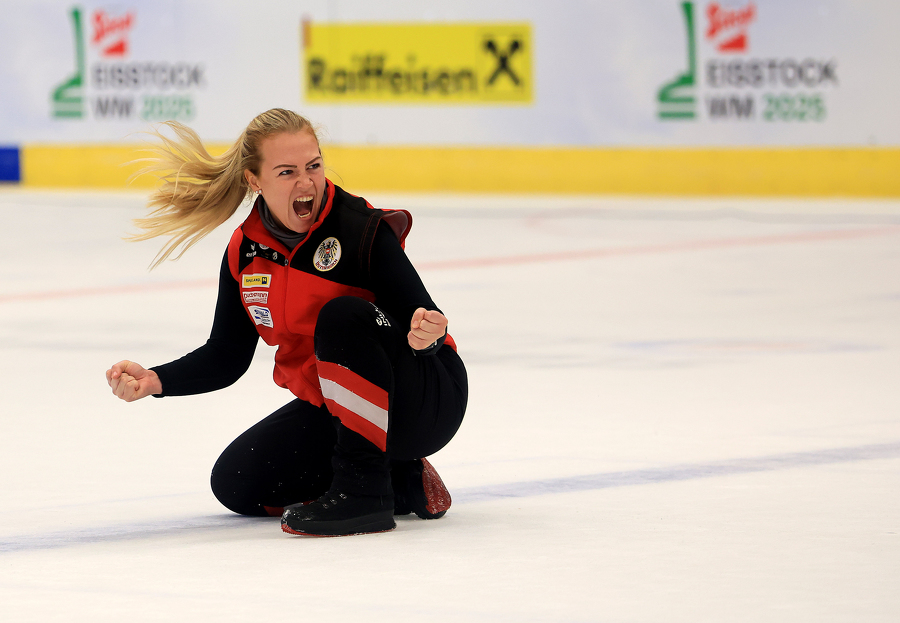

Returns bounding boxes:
[369,223,446,355]
[150,251,260,396]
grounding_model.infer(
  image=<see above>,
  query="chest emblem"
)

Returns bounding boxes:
[314,237,342,272]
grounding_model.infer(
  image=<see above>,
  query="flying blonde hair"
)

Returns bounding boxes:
[130,108,319,268]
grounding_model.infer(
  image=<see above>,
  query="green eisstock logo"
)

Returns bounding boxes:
[657,2,696,120]
[52,7,86,119]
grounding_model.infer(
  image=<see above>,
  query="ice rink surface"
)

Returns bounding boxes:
[1,188,899,622]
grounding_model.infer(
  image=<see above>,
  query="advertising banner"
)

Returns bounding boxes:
[0,1,270,143]
[0,0,897,147]
[656,2,838,123]
[50,7,204,122]
[304,22,532,104]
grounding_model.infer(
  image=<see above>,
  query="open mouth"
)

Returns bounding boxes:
[293,195,315,219]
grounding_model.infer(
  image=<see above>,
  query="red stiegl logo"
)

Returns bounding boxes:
[706,1,756,53]
[92,10,135,57]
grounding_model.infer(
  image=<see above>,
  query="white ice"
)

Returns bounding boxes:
[1,189,898,622]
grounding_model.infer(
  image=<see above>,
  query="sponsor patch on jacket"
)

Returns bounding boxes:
[243,291,269,304]
[247,305,274,328]
[372,304,391,327]
[242,273,271,288]
[243,242,286,265]
[314,237,341,272]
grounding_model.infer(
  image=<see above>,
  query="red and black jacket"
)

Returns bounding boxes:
[225,179,454,405]
[152,179,455,400]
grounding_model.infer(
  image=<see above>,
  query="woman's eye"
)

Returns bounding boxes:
[279,169,293,176]
[308,163,321,170]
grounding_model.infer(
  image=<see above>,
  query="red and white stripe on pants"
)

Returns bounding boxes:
[317,360,389,451]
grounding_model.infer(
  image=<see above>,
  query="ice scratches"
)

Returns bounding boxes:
[380,203,900,225]
[612,339,877,356]
[0,337,165,352]
[462,336,878,369]
[453,441,900,504]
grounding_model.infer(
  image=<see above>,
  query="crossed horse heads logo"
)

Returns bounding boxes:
[483,38,523,87]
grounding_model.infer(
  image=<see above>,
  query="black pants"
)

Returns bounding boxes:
[210,297,468,516]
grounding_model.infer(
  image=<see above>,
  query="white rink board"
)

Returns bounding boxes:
[0,0,898,146]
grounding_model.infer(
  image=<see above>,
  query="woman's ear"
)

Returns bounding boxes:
[244,170,259,192]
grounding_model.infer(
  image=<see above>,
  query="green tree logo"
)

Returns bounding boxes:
[51,7,86,119]
[657,2,696,120]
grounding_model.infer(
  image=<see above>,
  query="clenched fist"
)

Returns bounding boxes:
[408,308,448,350]
[106,360,162,402]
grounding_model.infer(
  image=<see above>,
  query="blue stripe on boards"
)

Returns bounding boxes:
[0,146,20,182]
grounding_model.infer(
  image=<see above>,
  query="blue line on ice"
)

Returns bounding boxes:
[2,441,897,554]
[453,441,900,503]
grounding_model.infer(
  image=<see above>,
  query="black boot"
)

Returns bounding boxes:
[282,428,395,536]
[281,491,395,536]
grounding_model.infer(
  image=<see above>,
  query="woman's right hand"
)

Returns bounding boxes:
[106,360,162,402]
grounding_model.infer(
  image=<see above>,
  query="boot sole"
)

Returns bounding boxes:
[281,510,396,537]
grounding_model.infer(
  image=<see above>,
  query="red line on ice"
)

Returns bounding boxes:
[0,278,218,304]
[414,224,900,270]
[3,225,898,304]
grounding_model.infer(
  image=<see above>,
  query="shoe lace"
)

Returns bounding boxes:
[319,492,348,509]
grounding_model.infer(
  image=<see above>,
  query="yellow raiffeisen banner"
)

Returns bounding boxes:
[303,22,532,104]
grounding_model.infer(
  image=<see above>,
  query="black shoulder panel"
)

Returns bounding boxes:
[237,236,289,273]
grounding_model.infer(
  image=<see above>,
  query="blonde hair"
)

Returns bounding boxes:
[131,108,319,268]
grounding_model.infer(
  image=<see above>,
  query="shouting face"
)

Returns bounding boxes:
[244,130,325,234]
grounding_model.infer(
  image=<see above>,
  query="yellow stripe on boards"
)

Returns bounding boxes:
[23,145,147,188]
[20,144,900,197]
[323,146,900,197]
[21,144,232,189]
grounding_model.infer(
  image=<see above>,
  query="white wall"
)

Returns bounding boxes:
[0,0,897,147]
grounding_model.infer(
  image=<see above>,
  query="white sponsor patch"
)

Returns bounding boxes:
[313,237,341,272]
[243,290,269,304]
[242,273,272,288]
[373,305,391,327]
[248,305,274,328]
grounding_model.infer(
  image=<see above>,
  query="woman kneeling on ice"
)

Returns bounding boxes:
[105,108,467,536]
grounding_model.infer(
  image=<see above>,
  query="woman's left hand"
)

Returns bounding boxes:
[408,308,448,350]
